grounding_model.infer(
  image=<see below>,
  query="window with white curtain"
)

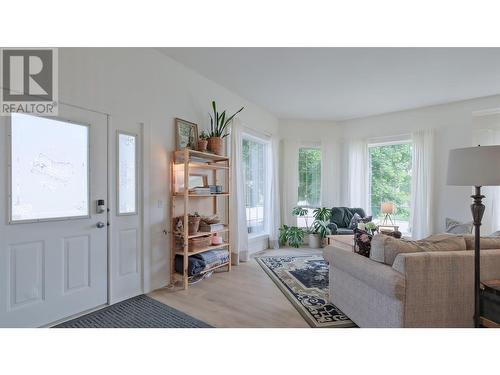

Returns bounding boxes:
[297,146,321,227]
[368,140,412,235]
[242,134,269,235]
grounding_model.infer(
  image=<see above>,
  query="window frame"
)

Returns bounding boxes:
[367,138,413,235]
[8,113,91,224]
[241,132,270,237]
[116,130,139,216]
[297,144,322,209]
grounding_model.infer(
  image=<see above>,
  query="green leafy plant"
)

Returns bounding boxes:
[364,221,378,235]
[209,101,244,138]
[278,224,305,248]
[286,226,305,248]
[278,225,290,247]
[292,206,311,232]
[199,130,209,140]
[311,219,331,240]
[313,207,331,222]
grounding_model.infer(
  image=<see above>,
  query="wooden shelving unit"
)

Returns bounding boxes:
[170,148,231,290]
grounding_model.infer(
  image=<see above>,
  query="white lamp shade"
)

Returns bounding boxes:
[447,145,500,186]
[381,202,395,214]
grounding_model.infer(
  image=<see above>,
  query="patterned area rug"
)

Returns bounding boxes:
[54,295,212,328]
[256,255,355,328]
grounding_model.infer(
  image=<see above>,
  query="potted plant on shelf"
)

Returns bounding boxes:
[208,100,244,155]
[198,130,209,152]
[187,212,201,235]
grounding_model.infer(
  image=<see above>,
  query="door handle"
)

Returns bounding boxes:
[96,221,106,229]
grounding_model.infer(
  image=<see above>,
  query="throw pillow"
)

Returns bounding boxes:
[353,229,372,257]
[355,228,399,258]
[348,213,361,230]
[349,213,373,230]
[370,233,467,266]
[445,217,473,234]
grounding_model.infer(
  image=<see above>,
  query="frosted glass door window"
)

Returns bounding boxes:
[10,113,90,222]
[118,133,137,215]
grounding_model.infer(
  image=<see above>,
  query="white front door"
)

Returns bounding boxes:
[0,105,109,327]
[108,118,143,303]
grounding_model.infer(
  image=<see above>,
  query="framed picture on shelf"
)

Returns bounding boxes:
[175,118,199,150]
[189,173,208,188]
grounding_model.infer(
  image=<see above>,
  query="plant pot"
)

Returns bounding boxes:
[197,139,208,152]
[308,233,322,249]
[208,137,224,155]
[187,216,201,235]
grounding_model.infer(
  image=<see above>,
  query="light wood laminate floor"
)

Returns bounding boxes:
[148,248,322,328]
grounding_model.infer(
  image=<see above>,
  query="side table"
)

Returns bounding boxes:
[326,235,355,252]
[480,279,500,328]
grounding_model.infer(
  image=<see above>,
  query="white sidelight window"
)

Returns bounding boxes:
[117,132,138,215]
[242,134,269,236]
[9,113,90,222]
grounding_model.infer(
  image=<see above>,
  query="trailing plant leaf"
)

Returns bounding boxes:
[313,207,331,222]
[278,225,289,247]
[292,206,310,232]
[287,226,305,248]
[311,220,331,239]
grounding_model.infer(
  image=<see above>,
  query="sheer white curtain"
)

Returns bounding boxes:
[473,113,500,234]
[281,139,300,226]
[229,119,249,264]
[346,139,369,211]
[267,135,281,248]
[411,129,434,239]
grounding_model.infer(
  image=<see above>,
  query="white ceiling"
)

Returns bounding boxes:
[159,48,500,121]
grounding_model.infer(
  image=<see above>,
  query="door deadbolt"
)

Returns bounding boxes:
[97,199,106,214]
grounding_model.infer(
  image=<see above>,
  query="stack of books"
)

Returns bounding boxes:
[200,222,225,232]
[189,187,211,195]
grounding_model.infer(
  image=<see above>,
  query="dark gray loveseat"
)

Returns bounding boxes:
[328,207,366,235]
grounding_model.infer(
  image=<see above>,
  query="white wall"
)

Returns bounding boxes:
[58,48,278,291]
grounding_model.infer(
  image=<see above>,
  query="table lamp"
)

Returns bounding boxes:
[381,202,396,226]
[447,145,500,327]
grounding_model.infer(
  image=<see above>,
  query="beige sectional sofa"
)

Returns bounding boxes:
[323,234,500,327]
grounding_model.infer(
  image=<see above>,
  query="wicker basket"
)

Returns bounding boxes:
[188,236,212,251]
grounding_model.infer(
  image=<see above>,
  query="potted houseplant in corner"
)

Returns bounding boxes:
[309,207,332,248]
[278,225,305,248]
[198,130,209,152]
[291,207,320,248]
[208,101,244,155]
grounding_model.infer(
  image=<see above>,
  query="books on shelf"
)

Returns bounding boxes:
[189,187,211,195]
[199,223,225,232]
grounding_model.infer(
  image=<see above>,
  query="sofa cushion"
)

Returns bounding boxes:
[463,234,500,250]
[348,213,362,230]
[445,217,473,234]
[331,207,366,229]
[336,228,354,235]
[370,233,467,266]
